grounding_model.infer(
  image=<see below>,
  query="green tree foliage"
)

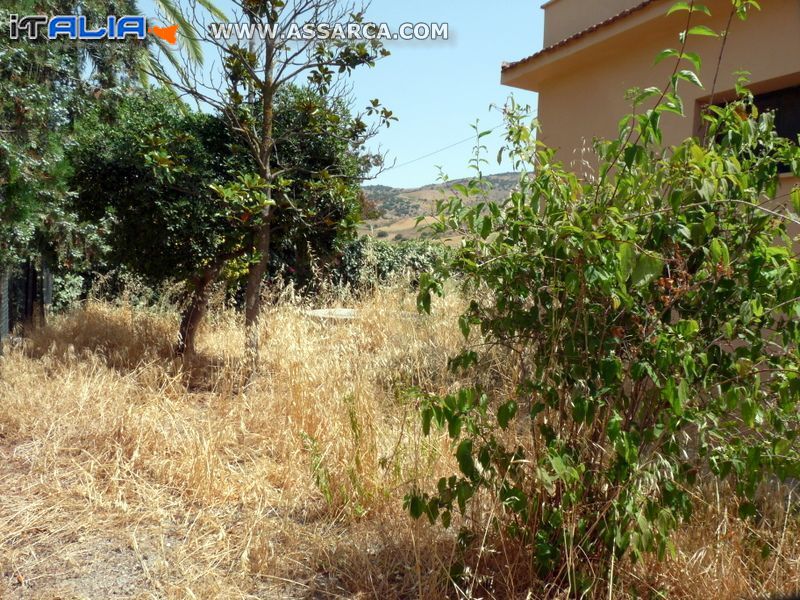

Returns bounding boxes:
[408,3,800,595]
[69,86,371,352]
[70,90,242,286]
[154,0,393,366]
[266,87,367,284]
[0,0,222,274]
[0,0,156,354]
[70,89,246,353]
[1,1,77,268]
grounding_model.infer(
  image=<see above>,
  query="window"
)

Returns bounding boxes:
[701,84,800,174]
[753,84,800,145]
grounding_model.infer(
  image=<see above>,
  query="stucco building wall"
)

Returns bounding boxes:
[505,0,800,175]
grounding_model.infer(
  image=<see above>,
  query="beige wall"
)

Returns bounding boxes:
[502,0,800,236]
[542,0,647,46]
[506,0,800,173]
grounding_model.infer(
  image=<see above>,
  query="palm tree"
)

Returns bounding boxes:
[138,0,229,87]
[64,0,226,91]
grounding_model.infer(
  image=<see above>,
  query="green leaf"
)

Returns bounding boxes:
[698,178,716,202]
[457,389,475,411]
[458,315,470,339]
[426,498,439,524]
[417,273,440,314]
[572,396,588,423]
[667,1,692,15]
[421,407,433,436]
[741,397,757,427]
[710,238,730,268]
[456,439,477,480]
[663,378,684,416]
[447,414,462,438]
[600,356,623,385]
[497,400,518,429]
[686,25,719,37]
[441,510,452,528]
[456,480,473,512]
[678,379,689,409]
[683,52,703,71]
[408,494,425,519]
[670,2,711,16]
[703,211,717,234]
[631,254,664,288]
[417,290,431,314]
[723,319,736,340]
[791,187,800,214]
[654,48,680,64]
[617,242,635,281]
[676,69,704,88]
[500,485,528,513]
[480,215,493,238]
[675,319,699,338]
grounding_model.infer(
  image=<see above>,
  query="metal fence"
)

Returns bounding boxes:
[0,269,8,339]
[0,259,52,339]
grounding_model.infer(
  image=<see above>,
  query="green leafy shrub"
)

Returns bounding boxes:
[51,272,85,312]
[331,236,450,290]
[71,91,238,284]
[409,17,800,597]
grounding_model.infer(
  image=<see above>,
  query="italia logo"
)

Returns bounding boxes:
[8,15,178,44]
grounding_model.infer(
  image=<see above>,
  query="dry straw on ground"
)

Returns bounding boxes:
[0,286,797,599]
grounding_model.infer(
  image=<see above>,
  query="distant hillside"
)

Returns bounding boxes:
[360,172,520,241]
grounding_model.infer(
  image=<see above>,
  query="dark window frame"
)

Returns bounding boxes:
[696,79,800,174]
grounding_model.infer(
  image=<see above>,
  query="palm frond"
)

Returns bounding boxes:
[137,43,192,115]
[152,0,204,65]
[146,35,190,84]
[194,0,229,23]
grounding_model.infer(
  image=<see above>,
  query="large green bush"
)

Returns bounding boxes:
[69,86,370,352]
[331,236,451,290]
[408,7,800,596]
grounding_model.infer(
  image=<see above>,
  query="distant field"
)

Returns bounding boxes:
[360,172,520,240]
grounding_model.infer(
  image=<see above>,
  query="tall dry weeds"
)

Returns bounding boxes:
[0,286,797,599]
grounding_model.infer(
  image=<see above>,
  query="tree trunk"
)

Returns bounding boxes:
[243,61,275,372]
[0,271,5,358]
[244,225,271,370]
[177,265,221,356]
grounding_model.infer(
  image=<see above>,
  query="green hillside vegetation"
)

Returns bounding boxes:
[361,172,520,239]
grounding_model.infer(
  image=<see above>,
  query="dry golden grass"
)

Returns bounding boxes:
[0,286,797,599]
[0,287,465,599]
[623,481,800,600]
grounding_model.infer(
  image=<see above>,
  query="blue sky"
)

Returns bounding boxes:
[140,0,544,187]
[343,1,543,187]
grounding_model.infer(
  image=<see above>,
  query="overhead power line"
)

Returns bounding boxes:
[384,123,505,172]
